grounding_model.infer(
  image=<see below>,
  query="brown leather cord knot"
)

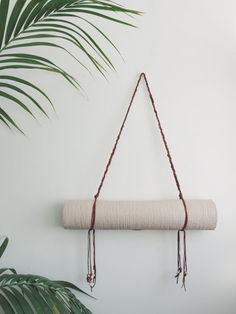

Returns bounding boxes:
[87,73,188,291]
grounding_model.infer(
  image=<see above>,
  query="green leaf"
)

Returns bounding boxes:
[54,281,94,299]
[0,54,59,70]
[10,287,34,314]
[0,52,73,79]
[0,237,8,259]
[39,19,115,69]
[33,0,76,23]
[23,27,106,75]
[66,3,138,14]
[0,90,35,117]
[69,297,91,314]
[21,286,52,314]
[0,82,49,117]
[0,293,15,314]
[0,107,23,133]
[0,272,92,313]
[14,0,42,36]
[0,75,54,110]
[4,0,27,45]
[0,268,17,275]
[52,9,136,27]
[0,60,79,89]
[0,64,78,91]
[4,40,91,74]
[48,13,122,55]
[39,288,71,314]
[23,0,48,29]
[36,286,56,313]
[0,0,9,49]
[1,287,25,314]
[0,113,10,128]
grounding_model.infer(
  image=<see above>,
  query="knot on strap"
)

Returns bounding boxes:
[87,273,96,291]
[175,267,182,284]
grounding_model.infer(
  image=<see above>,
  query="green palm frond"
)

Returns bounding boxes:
[0,0,140,133]
[0,274,92,313]
[0,237,93,313]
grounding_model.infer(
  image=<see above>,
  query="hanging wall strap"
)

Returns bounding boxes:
[87,73,188,290]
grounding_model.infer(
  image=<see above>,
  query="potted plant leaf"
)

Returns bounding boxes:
[0,237,93,313]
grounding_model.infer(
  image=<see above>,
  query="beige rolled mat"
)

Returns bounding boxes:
[63,199,217,230]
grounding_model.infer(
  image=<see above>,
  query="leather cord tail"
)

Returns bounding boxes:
[175,230,182,284]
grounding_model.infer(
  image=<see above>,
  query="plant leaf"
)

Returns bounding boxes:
[10,287,34,314]
[35,288,58,312]
[0,293,15,314]
[54,281,95,299]
[39,288,71,314]
[23,0,48,30]
[49,13,122,55]
[0,61,79,89]
[4,40,91,74]
[0,107,23,133]
[0,113,10,128]
[53,9,136,27]
[14,0,41,36]
[0,75,54,110]
[21,286,52,314]
[0,52,76,83]
[0,90,35,117]
[0,82,49,117]
[33,0,76,23]
[0,0,9,49]
[4,0,27,45]
[1,287,25,314]
[0,237,8,259]
[0,268,17,275]
[23,27,106,75]
[39,19,115,69]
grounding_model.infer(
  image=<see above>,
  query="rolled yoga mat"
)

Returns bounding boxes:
[63,199,217,230]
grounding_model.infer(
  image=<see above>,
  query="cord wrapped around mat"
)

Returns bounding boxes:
[63,199,217,230]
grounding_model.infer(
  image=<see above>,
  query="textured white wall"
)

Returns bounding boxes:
[1,0,236,313]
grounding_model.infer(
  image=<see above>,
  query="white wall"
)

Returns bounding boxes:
[1,0,236,313]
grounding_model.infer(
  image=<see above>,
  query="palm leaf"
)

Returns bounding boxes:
[34,20,115,69]
[4,0,27,45]
[0,75,54,109]
[0,82,49,117]
[1,287,25,314]
[13,0,41,36]
[0,0,140,133]
[0,274,92,314]
[0,237,93,313]
[3,41,92,73]
[0,293,15,314]
[0,90,35,117]
[0,237,8,259]
[0,0,9,49]
[0,115,10,127]
[22,27,106,74]
[0,107,23,133]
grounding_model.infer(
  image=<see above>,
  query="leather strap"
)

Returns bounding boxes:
[87,73,188,290]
